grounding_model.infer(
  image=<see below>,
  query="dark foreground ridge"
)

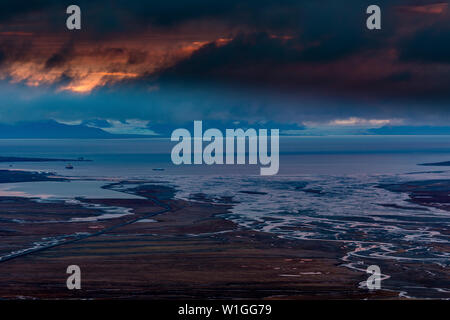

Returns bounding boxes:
[2,170,449,299]
[0,170,397,300]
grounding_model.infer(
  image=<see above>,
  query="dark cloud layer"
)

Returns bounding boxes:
[400,25,450,63]
[0,0,449,125]
[143,1,450,100]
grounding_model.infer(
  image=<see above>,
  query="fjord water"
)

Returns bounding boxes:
[1,135,450,176]
[0,136,449,298]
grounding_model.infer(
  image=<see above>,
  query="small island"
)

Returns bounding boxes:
[418,161,450,166]
[0,156,91,163]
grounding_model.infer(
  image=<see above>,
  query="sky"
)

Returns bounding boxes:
[0,0,449,133]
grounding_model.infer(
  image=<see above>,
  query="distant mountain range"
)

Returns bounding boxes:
[367,126,450,135]
[0,120,149,139]
[0,120,306,138]
[144,120,306,137]
[1,120,450,138]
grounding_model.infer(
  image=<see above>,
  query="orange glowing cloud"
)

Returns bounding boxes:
[59,72,139,94]
[0,31,34,36]
[330,118,396,126]
[0,29,229,93]
[398,3,448,15]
